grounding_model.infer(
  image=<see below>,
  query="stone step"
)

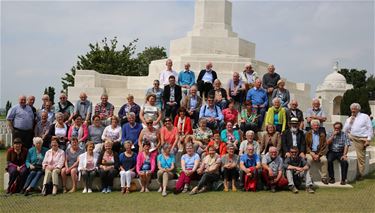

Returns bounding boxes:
[314,181,353,188]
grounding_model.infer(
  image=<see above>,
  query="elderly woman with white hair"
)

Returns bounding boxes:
[119,141,137,194]
[23,137,48,196]
[265,97,287,133]
[44,112,69,150]
[271,79,290,108]
[78,141,98,194]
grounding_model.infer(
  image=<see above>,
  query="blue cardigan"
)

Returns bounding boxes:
[26,147,48,168]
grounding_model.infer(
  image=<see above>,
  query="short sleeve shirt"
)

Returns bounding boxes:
[240,153,260,168]
[181,153,200,169]
[157,154,175,169]
[261,153,283,175]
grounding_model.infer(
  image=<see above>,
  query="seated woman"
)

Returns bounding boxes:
[140,94,162,129]
[193,118,213,155]
[61,137,84,193]
[6,138,28,194]
[121,112,143,153]
[136,142,156,192]
[208,79,228,109]
[271,79,290,108]
[157,144,175,197]
[222,144,239,192]
[101,116,122,153]
[240,101,258,134]
[119,141,137,194]
[88,115,105,153]
[44,112,68,150]
[146,79,164,110]
[240,144,261,192]
[260,124,282,156]
[23,137,48,196]
[138,118,160,157]
[97,141,119,193]
[42,137,65,196]
[222,100,239,126]
[265,97,287,133]
[68,114,88,150]
[190,145,221,195]
[78,141,99,194]
[118,94,141,126]
[206,133,227,157]
[220,122,240,148]
[174,107,193,144]
[160,117,179,153]
[175,143,200,193]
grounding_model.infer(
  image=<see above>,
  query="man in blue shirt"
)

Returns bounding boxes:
[246,79,268,129]
[178,63,196,97]
[122,112,143,153]
[240,144,261,191]
[199,96,224,130]
[7,95,35,148]
[305,119,328,184]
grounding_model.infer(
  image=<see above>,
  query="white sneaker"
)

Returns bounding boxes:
[87,188,92,193]
[82,188,87,193]
[158,187,163,193]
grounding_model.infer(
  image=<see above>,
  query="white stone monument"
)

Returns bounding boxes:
[68,0,312,112]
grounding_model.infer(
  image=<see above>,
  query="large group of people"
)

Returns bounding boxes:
[5,60,374,197]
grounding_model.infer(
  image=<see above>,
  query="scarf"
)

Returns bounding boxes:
[177,116,186,135]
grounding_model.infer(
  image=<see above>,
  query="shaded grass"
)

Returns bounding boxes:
[0,150,374,213]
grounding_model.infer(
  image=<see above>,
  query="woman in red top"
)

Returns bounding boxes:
[174,107,193,140]
[205,133,227,157]
[160,118,179,153]
[6,138,28,194]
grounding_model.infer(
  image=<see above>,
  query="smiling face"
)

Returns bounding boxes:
[226,122,233,131]
[19,96,27,107]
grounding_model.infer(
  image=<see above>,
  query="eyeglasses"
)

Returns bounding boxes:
[164,120,171,122]
[146,122,153,125]
[290,151,297,154]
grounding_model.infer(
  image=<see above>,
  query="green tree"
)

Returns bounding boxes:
[61,37,167,92]
[44,86,56,104]
[338,68,367,88]
[339,68,373,115]
[5,100,12,115]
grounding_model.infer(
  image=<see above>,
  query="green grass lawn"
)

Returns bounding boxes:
[1,150,374,213]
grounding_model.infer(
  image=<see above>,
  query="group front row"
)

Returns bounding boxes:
[7,135,320,197]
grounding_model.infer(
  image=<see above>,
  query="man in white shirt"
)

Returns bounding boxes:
[160,59,178,87]
[343,103,373,180]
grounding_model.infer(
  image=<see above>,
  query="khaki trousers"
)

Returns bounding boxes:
[306,154,328,179]
[43,168,61,186]
[157,170,174,188]
[349,134,366,177]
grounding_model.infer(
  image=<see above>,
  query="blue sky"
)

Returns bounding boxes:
[1,0,374,108]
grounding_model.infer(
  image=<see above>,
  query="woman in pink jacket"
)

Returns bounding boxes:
[136,142,156,192]
[42,137,65,196]
[68,114,88,150]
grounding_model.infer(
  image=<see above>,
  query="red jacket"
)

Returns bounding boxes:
[174,115,193,135]
[206,141,227,157]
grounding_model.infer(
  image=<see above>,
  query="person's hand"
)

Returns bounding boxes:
[313,154,319,161]
[153,121,158,126]
[268,169,273,177]
[299,153,306,159]
[285,152,291,158]
[364,140,370,148]
[341,155,348,161]
[30,164,35,170]
[66,167,71,173]
[189,111,193,116]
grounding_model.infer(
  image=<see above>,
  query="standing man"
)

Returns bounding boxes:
[163,76,182,120]
[305,119,328,184]
[240,63,258,91]
[305,98,327,133]
[74,92,92,124]
[55,93,74,124]
[178,62,196,97]
[326,122,350,185]
[343,103,373,180]
[6,95,35,148]
[160,59,178,87]
[246,79,268,129]
[262,64,280,106]
[197,62,218,99]
[94,94,114,126]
